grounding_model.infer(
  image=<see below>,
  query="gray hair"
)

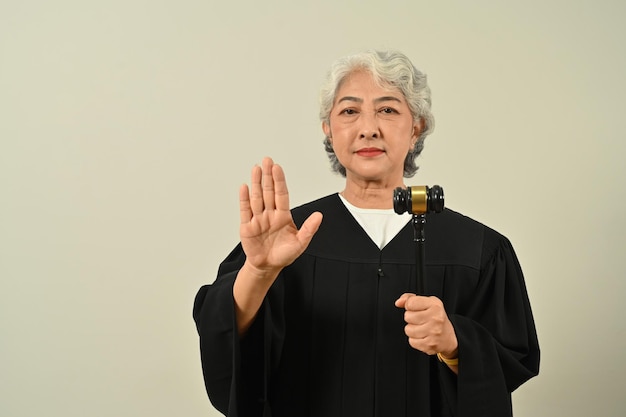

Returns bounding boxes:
[319,49,434,178]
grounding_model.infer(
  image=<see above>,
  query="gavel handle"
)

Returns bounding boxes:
[412,214,426,295]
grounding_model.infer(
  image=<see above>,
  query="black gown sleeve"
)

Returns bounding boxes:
[193,244,268,417]
[447,228,540,417]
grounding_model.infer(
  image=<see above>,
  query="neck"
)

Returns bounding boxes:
[341,178,404,209]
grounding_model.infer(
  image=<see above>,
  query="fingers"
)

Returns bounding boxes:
[262,157,276,210]
[264,158,292,212]
[248,164,264,216]
[239,184,252,224]
[272,163,290,211]
[401,296,446,328]
[241,157,291,223]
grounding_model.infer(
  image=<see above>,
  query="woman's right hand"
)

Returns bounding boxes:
[239,157,323,276]
[233,157,322,334]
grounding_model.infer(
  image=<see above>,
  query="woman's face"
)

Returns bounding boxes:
[322,70,421,185]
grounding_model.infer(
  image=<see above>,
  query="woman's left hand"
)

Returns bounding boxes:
[395,293,458,360]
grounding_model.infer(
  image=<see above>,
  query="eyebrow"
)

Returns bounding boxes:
[336,95,403,104]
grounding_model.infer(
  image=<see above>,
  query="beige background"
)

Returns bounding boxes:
[1,1,625,416]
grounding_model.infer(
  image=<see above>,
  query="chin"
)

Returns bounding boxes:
[347,170,389,183]
[352,166,406,183]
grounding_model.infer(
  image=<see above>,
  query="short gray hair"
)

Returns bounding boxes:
[319,49,434,178]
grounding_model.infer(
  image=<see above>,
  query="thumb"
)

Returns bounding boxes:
[296,212,323,246]
[395,292,415,308]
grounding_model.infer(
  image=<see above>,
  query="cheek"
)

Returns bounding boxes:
[328,124,352,143]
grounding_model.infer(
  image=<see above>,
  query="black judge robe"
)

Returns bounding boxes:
[193,193,540,417]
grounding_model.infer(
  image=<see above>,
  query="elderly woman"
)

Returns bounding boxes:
[193,50,539,417]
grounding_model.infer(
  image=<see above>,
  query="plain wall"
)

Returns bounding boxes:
[1,1,625,416]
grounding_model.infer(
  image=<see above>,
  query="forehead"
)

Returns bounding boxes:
[334,70,404,102]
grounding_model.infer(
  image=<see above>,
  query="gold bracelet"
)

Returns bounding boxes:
[437,352,459,366]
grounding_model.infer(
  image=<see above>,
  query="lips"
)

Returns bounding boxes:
[355,147,384,157]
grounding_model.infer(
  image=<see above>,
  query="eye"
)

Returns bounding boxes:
[339,108,358,115]
[379,107,398,114]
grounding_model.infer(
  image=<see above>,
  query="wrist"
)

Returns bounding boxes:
[241,260,281,281]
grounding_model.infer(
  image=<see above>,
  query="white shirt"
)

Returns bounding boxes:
[338,194,411,249]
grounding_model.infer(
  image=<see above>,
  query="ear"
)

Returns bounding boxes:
[412,117,424,140]
[322,121,332,139]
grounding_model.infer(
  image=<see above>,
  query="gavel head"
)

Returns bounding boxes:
[393,185,445,215]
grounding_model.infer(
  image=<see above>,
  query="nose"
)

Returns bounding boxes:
[359,111,380,140]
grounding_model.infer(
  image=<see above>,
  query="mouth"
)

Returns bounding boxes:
[355,147,384,157]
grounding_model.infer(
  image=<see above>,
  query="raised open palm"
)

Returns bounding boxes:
[239,157,322,275]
